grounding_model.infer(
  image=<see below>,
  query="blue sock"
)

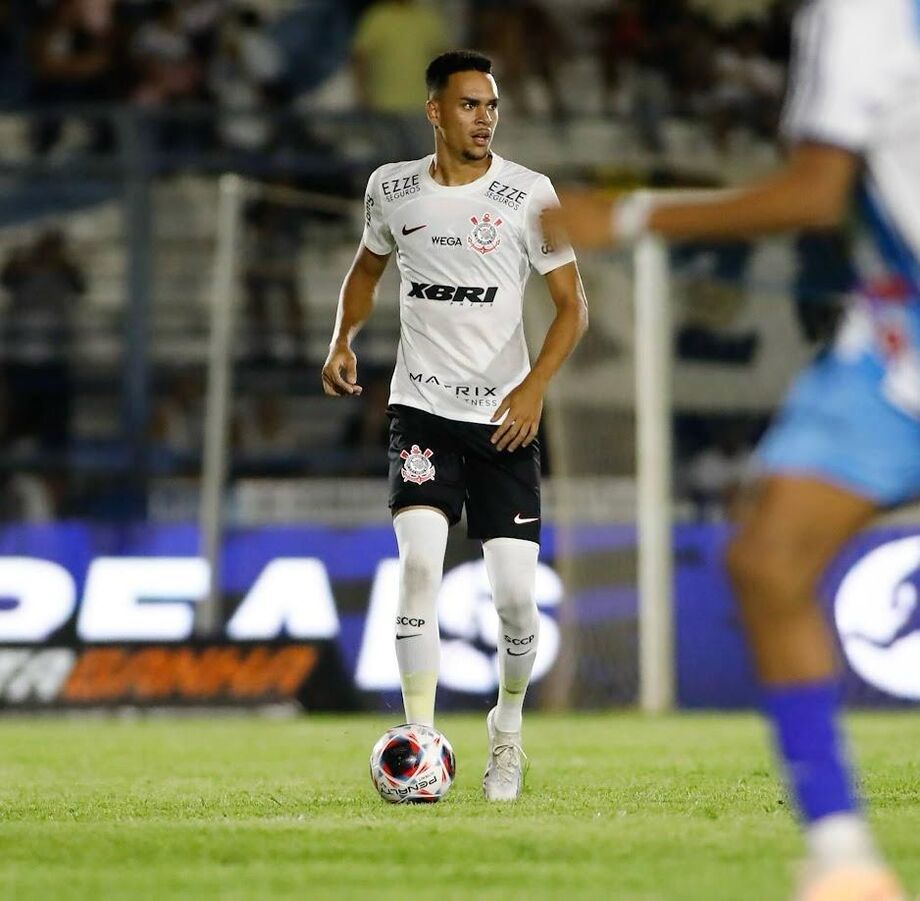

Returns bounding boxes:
[762,680,860,823]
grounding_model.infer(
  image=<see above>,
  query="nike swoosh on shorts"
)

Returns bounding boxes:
[514,514,539,525]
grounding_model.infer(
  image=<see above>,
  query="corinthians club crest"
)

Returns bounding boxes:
[467,212,503,255]
[400,444,436,484]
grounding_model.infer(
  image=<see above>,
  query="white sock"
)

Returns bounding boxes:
[393,508,449,727]
[806,813,880,869]
[484,537,540,734]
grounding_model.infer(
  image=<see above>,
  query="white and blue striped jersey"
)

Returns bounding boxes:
[782,0,920,413]
[783,0,920,291]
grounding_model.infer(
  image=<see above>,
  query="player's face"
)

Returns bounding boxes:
[427,71,499,162]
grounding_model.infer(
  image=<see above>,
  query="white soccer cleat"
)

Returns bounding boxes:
[482,706,527,802]
[795,864,906,901]
[794,815,906,901]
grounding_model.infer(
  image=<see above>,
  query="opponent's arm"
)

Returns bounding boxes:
[321,245,391,396]
[491,261,588,452]
[542,144,860,249]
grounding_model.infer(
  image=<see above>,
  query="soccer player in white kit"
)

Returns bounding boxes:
[323,51,587,801]
[544,0,917,897]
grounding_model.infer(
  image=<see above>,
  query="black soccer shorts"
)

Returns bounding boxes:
[387,404,541,544]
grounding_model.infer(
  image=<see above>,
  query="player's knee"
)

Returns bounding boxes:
[725,533,815,612]
[493,584,537,633]
[725,535,783,596]
[399,553,442,608]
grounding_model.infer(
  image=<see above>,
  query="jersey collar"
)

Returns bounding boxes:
[422,153,504,193]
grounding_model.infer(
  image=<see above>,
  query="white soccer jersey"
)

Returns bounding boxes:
[362,152,576,424]
[782,0,920,288]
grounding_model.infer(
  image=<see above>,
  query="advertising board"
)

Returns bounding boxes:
[0,522,917,708]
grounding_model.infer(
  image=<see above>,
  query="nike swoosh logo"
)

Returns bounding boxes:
[401,224,427,236]
[514,515,539,525]
[507,649,533,656]
[396,633,422,640]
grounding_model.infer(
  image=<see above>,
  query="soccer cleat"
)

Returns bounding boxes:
[795,865,906,901]
[482,707,527,802]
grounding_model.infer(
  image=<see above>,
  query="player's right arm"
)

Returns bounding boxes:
[645,144,858,239]
[543,142,861,247]
[322,167,396,397]
[322,245,391,396]
[543,143,858,248]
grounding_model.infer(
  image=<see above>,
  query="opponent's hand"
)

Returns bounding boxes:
[541,191,617,250]
[321,343,363,396]
[491,376,545,452]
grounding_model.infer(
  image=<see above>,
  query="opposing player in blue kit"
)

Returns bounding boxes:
[544,0,918,897]
[323,51,587,801]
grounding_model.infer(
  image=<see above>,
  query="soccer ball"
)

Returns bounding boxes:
[369,724,456,804]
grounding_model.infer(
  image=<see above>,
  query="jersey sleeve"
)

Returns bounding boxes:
[781,0,892,151]
[524,176,577,275]
[361,168,395,256]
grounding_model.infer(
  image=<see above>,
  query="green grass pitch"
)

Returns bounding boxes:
[0,712,917,900]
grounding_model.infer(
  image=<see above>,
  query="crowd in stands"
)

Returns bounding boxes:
[299,0,795,156]
[1,0,798,157]
[0,228,83,519]
[6,0,290,155]
[593,0,792,150]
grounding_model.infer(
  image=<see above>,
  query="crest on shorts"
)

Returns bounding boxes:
[467,213,503,255]
[400,444,436,484]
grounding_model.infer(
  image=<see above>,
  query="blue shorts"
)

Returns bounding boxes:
[757,350,920,507]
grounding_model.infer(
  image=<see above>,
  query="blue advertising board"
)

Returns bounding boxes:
[0,521,917,709]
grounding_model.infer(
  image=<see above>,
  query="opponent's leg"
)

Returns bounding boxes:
[481,536,539,801]
[725,476,902,899]
[393,506,449,727]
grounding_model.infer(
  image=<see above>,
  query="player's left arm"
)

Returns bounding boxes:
[491,261,588,452]
[542,143,860,249]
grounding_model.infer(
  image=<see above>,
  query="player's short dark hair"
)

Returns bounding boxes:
[425,51,493,96]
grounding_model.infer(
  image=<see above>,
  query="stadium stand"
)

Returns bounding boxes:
[0,0,812,522]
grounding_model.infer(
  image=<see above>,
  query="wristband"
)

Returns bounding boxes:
[611,191,653,244]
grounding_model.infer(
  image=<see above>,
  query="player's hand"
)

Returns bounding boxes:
[541,191,617,250]
[321,343,363,396]
[491,376,545,452]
